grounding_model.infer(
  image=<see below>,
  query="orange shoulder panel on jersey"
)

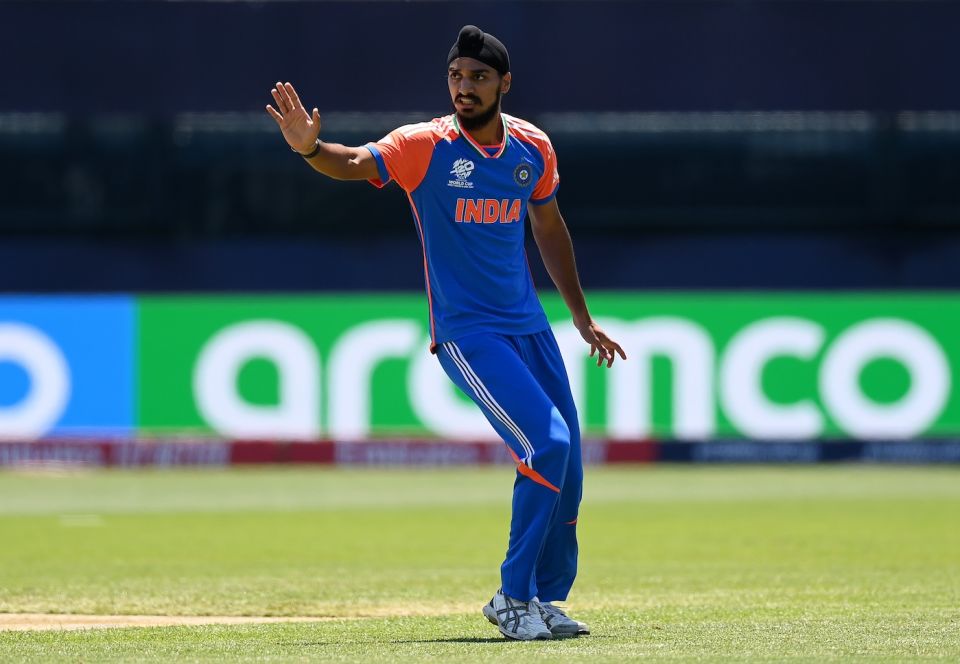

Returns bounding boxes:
[365,116,458,192]
[504,114,560,203]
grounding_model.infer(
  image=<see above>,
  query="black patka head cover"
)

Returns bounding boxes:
[447,25,510,75]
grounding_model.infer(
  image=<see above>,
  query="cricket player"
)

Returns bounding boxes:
[266,25,626,640]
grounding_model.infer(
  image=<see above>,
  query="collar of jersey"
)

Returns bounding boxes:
[452,114,510,159]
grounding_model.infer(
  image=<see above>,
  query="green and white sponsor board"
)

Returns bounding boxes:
[137,293,960,440]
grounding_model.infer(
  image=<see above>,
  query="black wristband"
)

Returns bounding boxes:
[296,139,321,159]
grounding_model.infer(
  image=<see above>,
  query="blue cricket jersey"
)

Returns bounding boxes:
[364,113,560,350]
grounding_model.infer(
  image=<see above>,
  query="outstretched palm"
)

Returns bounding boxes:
[266,81,321,154]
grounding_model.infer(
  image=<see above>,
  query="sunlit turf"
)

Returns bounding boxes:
[1,466,959,661]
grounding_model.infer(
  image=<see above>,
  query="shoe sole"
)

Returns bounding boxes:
[482,604,553,641]
[550,625,591,636]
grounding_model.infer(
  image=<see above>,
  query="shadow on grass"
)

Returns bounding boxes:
[277,635,596,646]
[394,634,593,644]
[393,637,509,644]
[276,638,505,646]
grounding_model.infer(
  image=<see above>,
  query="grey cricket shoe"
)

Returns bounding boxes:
[532,597,591,636]
[482,589,553,640]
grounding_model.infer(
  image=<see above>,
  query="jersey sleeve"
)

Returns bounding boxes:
[363,126,437,193]
[530,134,560,205]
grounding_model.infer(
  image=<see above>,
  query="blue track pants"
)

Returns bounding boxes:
[437,328,582,602]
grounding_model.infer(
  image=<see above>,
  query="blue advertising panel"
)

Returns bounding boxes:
[0,296,134,438]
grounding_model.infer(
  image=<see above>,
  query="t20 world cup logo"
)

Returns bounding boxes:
[450,158,475,180]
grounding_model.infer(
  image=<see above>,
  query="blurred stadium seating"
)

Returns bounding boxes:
[0,0,958,291]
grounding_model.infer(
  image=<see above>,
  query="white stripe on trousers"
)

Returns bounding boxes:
[442,341,535,467]
[445,342,534,462]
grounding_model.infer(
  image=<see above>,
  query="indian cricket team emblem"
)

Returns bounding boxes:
[514,162,533,187]
[448,158,476,188]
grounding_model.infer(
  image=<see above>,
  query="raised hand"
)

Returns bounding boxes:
[578,320,627,368]
[265,82,321,154]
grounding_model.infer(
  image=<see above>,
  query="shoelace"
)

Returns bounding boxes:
[539,602,566,617]
[536,601,571,626]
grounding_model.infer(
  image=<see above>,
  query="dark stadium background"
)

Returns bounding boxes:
[2,0,958,293]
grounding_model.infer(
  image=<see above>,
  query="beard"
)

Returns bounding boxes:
[455,91,502,131]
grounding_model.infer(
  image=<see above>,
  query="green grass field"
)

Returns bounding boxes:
[1,465,958,662]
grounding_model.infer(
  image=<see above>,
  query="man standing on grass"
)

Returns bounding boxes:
[266,25,625,641]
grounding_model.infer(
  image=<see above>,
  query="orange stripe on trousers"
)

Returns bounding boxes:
[507,448,560,493]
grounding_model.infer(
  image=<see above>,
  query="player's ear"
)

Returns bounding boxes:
[501,72,511,95]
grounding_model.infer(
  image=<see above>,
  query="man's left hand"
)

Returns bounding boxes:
[576,320,627,368]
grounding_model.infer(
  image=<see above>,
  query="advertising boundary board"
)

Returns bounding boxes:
[136,292,960,441]
[3,292,960,441]
[0,439,958,468]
